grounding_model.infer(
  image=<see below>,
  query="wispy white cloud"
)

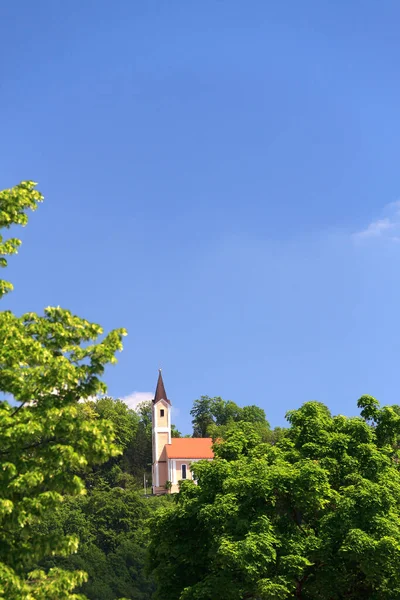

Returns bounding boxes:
[353,200,400,242]
[355,218,394,239]
[121,392,180,417]
[121,391,153,409]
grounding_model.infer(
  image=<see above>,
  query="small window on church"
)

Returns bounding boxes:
[181,464,187,479]
[160,409,164,417]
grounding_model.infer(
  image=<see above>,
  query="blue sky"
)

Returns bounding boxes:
[2,1,400,433]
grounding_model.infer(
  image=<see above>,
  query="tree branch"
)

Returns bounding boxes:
[0,436,57,455]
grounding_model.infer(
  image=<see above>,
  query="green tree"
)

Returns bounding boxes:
[128,401,153,483]
[190,396,215,437]
[149,398,400,600]
[210,397,241,426]
[82,398,141,489]
[0,182,126,599]
[90,397,139,450]
[33,393,166,600]
[191,396,271,438]
[37,484,165,600]
[240,404,267,424]
[136,400,152,432]
[171,424,182,438]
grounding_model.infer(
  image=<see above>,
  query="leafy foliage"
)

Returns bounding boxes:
[37,483,167,600]
[149,399,400,600]
[33,395,172,600]
[81,398,141,489]
[190,395,271,438]
[0,181,43,297]
[0,182,126,599]
[128,401,153,483]
[171,424,182,438]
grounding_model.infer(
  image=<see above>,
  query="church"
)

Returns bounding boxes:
[152,370,214,494]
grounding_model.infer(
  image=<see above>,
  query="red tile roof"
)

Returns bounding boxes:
[165,437,214,459]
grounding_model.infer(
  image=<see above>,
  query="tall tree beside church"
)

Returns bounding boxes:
[190,395,271,437]
[128,400,153,481]
[190,396,215,437]
[0,182,126,599]
[149,398,400,599]
[80,398,140,488]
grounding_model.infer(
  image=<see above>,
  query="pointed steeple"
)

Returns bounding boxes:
[153,369,170,405]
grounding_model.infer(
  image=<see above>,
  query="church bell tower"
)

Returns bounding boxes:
[152,369,171,494]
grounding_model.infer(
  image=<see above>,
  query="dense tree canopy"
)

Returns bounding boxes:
[82,398,155,490]
[149,398,400,600]
[37,481,168,600]
[33,395,172,600]
[190,395,271,437]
